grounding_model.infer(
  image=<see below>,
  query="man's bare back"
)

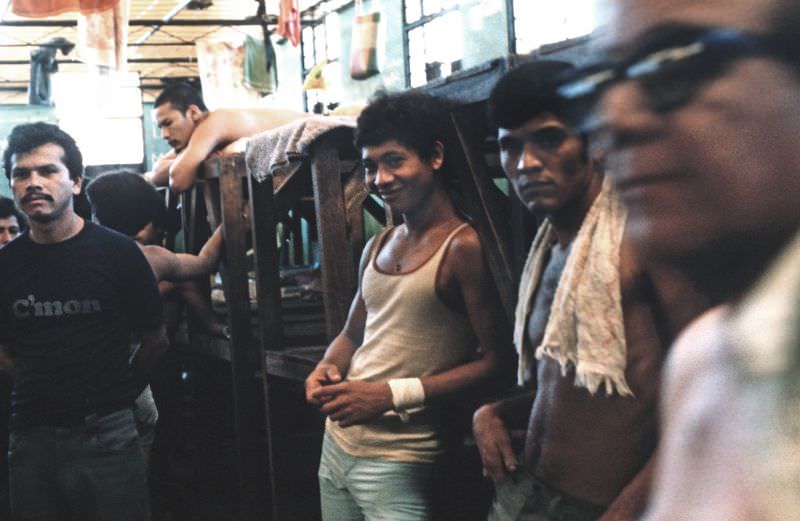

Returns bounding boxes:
[151,106,309,192]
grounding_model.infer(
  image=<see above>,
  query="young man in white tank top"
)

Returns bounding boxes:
[305,92,509,520]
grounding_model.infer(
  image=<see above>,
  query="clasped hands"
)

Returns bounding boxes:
[305,363,393,427]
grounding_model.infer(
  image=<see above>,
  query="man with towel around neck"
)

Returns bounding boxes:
[472,61,706,521]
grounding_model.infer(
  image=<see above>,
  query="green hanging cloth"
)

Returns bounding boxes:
[244,34,277,96]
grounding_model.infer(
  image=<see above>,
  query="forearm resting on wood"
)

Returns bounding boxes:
[149,153,175,187]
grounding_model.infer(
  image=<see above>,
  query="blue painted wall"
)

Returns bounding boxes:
[330,0,509,105]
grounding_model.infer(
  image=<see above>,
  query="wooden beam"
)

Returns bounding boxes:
[0,16,324,27]
[249,175,284,355]
[0,42,196,47]
[446,103,516,321]
[0,57,197,65]
[0,18,267,27]
[310,134,353,339]
[343,169,369,279]
[204,155,272,521]
[273,164,312,218]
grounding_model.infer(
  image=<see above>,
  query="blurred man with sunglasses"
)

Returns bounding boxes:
[558,0,800,519]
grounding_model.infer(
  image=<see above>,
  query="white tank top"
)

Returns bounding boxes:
[326,223,477,462]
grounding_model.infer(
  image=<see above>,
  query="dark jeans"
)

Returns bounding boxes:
[8,408,150,521]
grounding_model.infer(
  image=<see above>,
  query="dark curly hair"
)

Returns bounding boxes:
[86,170,166,237]
[489,60,591,161]
[154,82,208,113]
[354,91,473,217]
[0,196,26,232]
[487,60,575,131]
[3,122,84,181]
[355,91,453,164]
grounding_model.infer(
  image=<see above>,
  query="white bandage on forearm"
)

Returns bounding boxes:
[388,378,425,412]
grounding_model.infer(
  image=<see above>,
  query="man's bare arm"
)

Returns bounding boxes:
[143,225,223,282]
[169,109,311,193]
[0,341,15,377]
[473,391,535,480]
[147,149,177,187]
[168,111,237,193]
[132,324,169,376]
[174,280,227,338]
[305,237,373,405]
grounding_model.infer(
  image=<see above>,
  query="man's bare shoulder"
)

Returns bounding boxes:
[139,244,171,272]
[444,224,482,269]
[196,109,251,136]
[203,107,310,139]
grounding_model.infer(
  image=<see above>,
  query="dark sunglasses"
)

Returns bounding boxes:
[556,25,790,131]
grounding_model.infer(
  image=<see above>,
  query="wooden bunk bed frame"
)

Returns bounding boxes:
[179,38,591,521]
[183,127,379,521]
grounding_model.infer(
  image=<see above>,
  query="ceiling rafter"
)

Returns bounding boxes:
[0,0,304,103]
[0,18,270,27]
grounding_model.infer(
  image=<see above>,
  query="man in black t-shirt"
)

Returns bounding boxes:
[0,123,168,521]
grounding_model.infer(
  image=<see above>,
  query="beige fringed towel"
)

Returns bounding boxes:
[246,116,356,183]
[513,178,632,397]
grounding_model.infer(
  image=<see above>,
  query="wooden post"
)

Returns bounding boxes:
[310,135,353,339]
[214,155,271,521]
[248,173,282,521]
[343,168,369,280]
[446,103,516,320]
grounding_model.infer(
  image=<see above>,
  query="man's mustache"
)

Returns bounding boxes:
[21,193,53,204]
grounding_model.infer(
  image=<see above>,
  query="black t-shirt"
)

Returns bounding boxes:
[0,221,163,429]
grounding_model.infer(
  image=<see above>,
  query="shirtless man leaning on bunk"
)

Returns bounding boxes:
[147,83,308,193]
[472,61,706,521]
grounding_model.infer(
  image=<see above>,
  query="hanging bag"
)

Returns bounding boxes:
[349,0,380,80]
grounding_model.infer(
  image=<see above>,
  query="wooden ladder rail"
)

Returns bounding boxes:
[201,154,274,521]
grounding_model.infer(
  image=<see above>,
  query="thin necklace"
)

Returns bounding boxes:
[392,217,461,274]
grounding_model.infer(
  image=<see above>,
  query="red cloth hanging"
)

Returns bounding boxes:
[12,0,118,18]
[275,0,301,47]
